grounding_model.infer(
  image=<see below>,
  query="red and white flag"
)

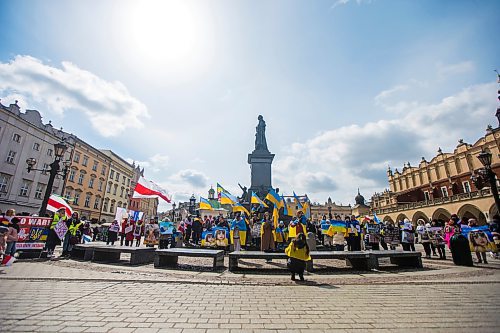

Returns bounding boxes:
[47,194,74,216]
[132,177,171,203]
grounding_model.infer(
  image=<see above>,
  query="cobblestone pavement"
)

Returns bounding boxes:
[0,277,498,333]
[1,246,499,332]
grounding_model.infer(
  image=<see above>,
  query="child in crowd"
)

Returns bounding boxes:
[285,233,311,281]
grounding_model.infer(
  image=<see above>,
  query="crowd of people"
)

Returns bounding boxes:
[1,206,499,277]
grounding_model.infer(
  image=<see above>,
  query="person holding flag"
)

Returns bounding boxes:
[45,207,68,258]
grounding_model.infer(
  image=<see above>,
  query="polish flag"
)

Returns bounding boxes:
[132,177,171,203]
[47,194,74,216]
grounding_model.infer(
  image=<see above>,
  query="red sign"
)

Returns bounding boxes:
[17,216,52,228]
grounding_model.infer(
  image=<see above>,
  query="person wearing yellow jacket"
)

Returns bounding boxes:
[285,233,311,281]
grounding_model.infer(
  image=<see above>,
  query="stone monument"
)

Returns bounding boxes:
[248,115,275,198]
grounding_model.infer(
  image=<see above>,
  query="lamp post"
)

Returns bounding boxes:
[171,202,176,222]
[189,195,196,215]
[26,141,69,216]
[476,149,500,215]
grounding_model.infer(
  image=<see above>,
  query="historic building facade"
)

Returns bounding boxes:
[0,101,74,214]
[99,150,134,223]
[371,127,500,225]
[62,138,112,221]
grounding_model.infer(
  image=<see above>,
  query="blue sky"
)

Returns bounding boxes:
[1,0,499,211]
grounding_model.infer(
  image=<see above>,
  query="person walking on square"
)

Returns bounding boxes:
[286,233,311,281]
[419,223,433,259]
[401,218,416,251]
[125,220,135,246]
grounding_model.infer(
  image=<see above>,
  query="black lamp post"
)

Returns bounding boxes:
[171,202,176,222]
[189,195,196,215]
[26,141,70,216]
[476,149,500,215]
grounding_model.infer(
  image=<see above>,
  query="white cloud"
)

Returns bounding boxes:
[437,61,475,79]
[374,84,409,106]
[127,153,170,173]
[0,55,149,137]
[170,169,209,188]
[275,81,496,204]
[331,0,372,10]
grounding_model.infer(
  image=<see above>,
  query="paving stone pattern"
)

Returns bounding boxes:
[0,278,498,333]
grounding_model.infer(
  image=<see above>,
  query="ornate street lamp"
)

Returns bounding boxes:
[189,194,196,215]
[171,202,176,221]
[474,149,500,216]
[26,140,70,216]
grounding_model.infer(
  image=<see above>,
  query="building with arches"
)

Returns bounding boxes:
[371,127,499,225]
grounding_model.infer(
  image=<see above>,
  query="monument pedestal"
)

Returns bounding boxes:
[248,150,274,198]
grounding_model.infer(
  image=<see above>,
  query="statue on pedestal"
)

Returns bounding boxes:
[255,115,268,152]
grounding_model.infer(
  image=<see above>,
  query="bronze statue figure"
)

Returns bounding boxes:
[255,115,268,151]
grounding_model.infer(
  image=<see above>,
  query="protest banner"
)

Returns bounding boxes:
[144,223,159,246]
[54,221,68,240]
[201,227,229,247]
[461,225,497,252]
[15,216,52,250]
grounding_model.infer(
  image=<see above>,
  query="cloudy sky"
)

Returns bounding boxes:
[1,0,499,211]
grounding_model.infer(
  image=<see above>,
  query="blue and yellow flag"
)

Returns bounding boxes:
[217,183,229,195]
[265,188,282,208]
[230,218,247,246]
[251,191,268,208]
[220,191,237,205]
[232,202,250,216]
[293,191,303,209]
[199,197,213,210]
[281,195,291,216]
[272,206,279,229]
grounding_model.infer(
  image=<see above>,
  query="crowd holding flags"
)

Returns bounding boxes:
[251,191,268,208]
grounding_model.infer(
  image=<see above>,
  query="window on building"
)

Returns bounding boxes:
[120,187,124,197]
[125,189,129,198]
[110,201,115,213]
[6,151,16,164]
[103,199,108,212]
[69,169,76,182]
[0,174,10,193]
[98,180,103,191]
[115,172,120,181]
[113,184,118,195]
[424,191,430,201]
[78,172,85,185]
[123,203,127,209]
[88,177,94,188]
[82,155,89,166]
[106,182,111,193]
[42,163,49,174]
[94,197,100,210]
[19,180,30,197]
[122,176,126,185]
[84,194,91,207]
[65,190,72,201]
[440,186,448,198]
[12,133,21,143]
[47,148,53,156]
[117,201,122,208]
[127,178,130,186]
[34,183,45,199]
[33,142,40,151]
[101,165,107,176]
[463,181,471,193]
[110,170,115,179]
[92,161,98,171]
[73,193,80,205]
[74,152,80,163]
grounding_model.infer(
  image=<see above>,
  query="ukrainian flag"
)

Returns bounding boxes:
[217,183,229,194]
[293,191,303,209]
[251,191,268,208]
[199,197,213,210]
[232,202,250,216]
[272,206,279,228]
[281,195,291,216]
[220,191,237,205]
[230,218,247,245]
[265,188,282,208]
